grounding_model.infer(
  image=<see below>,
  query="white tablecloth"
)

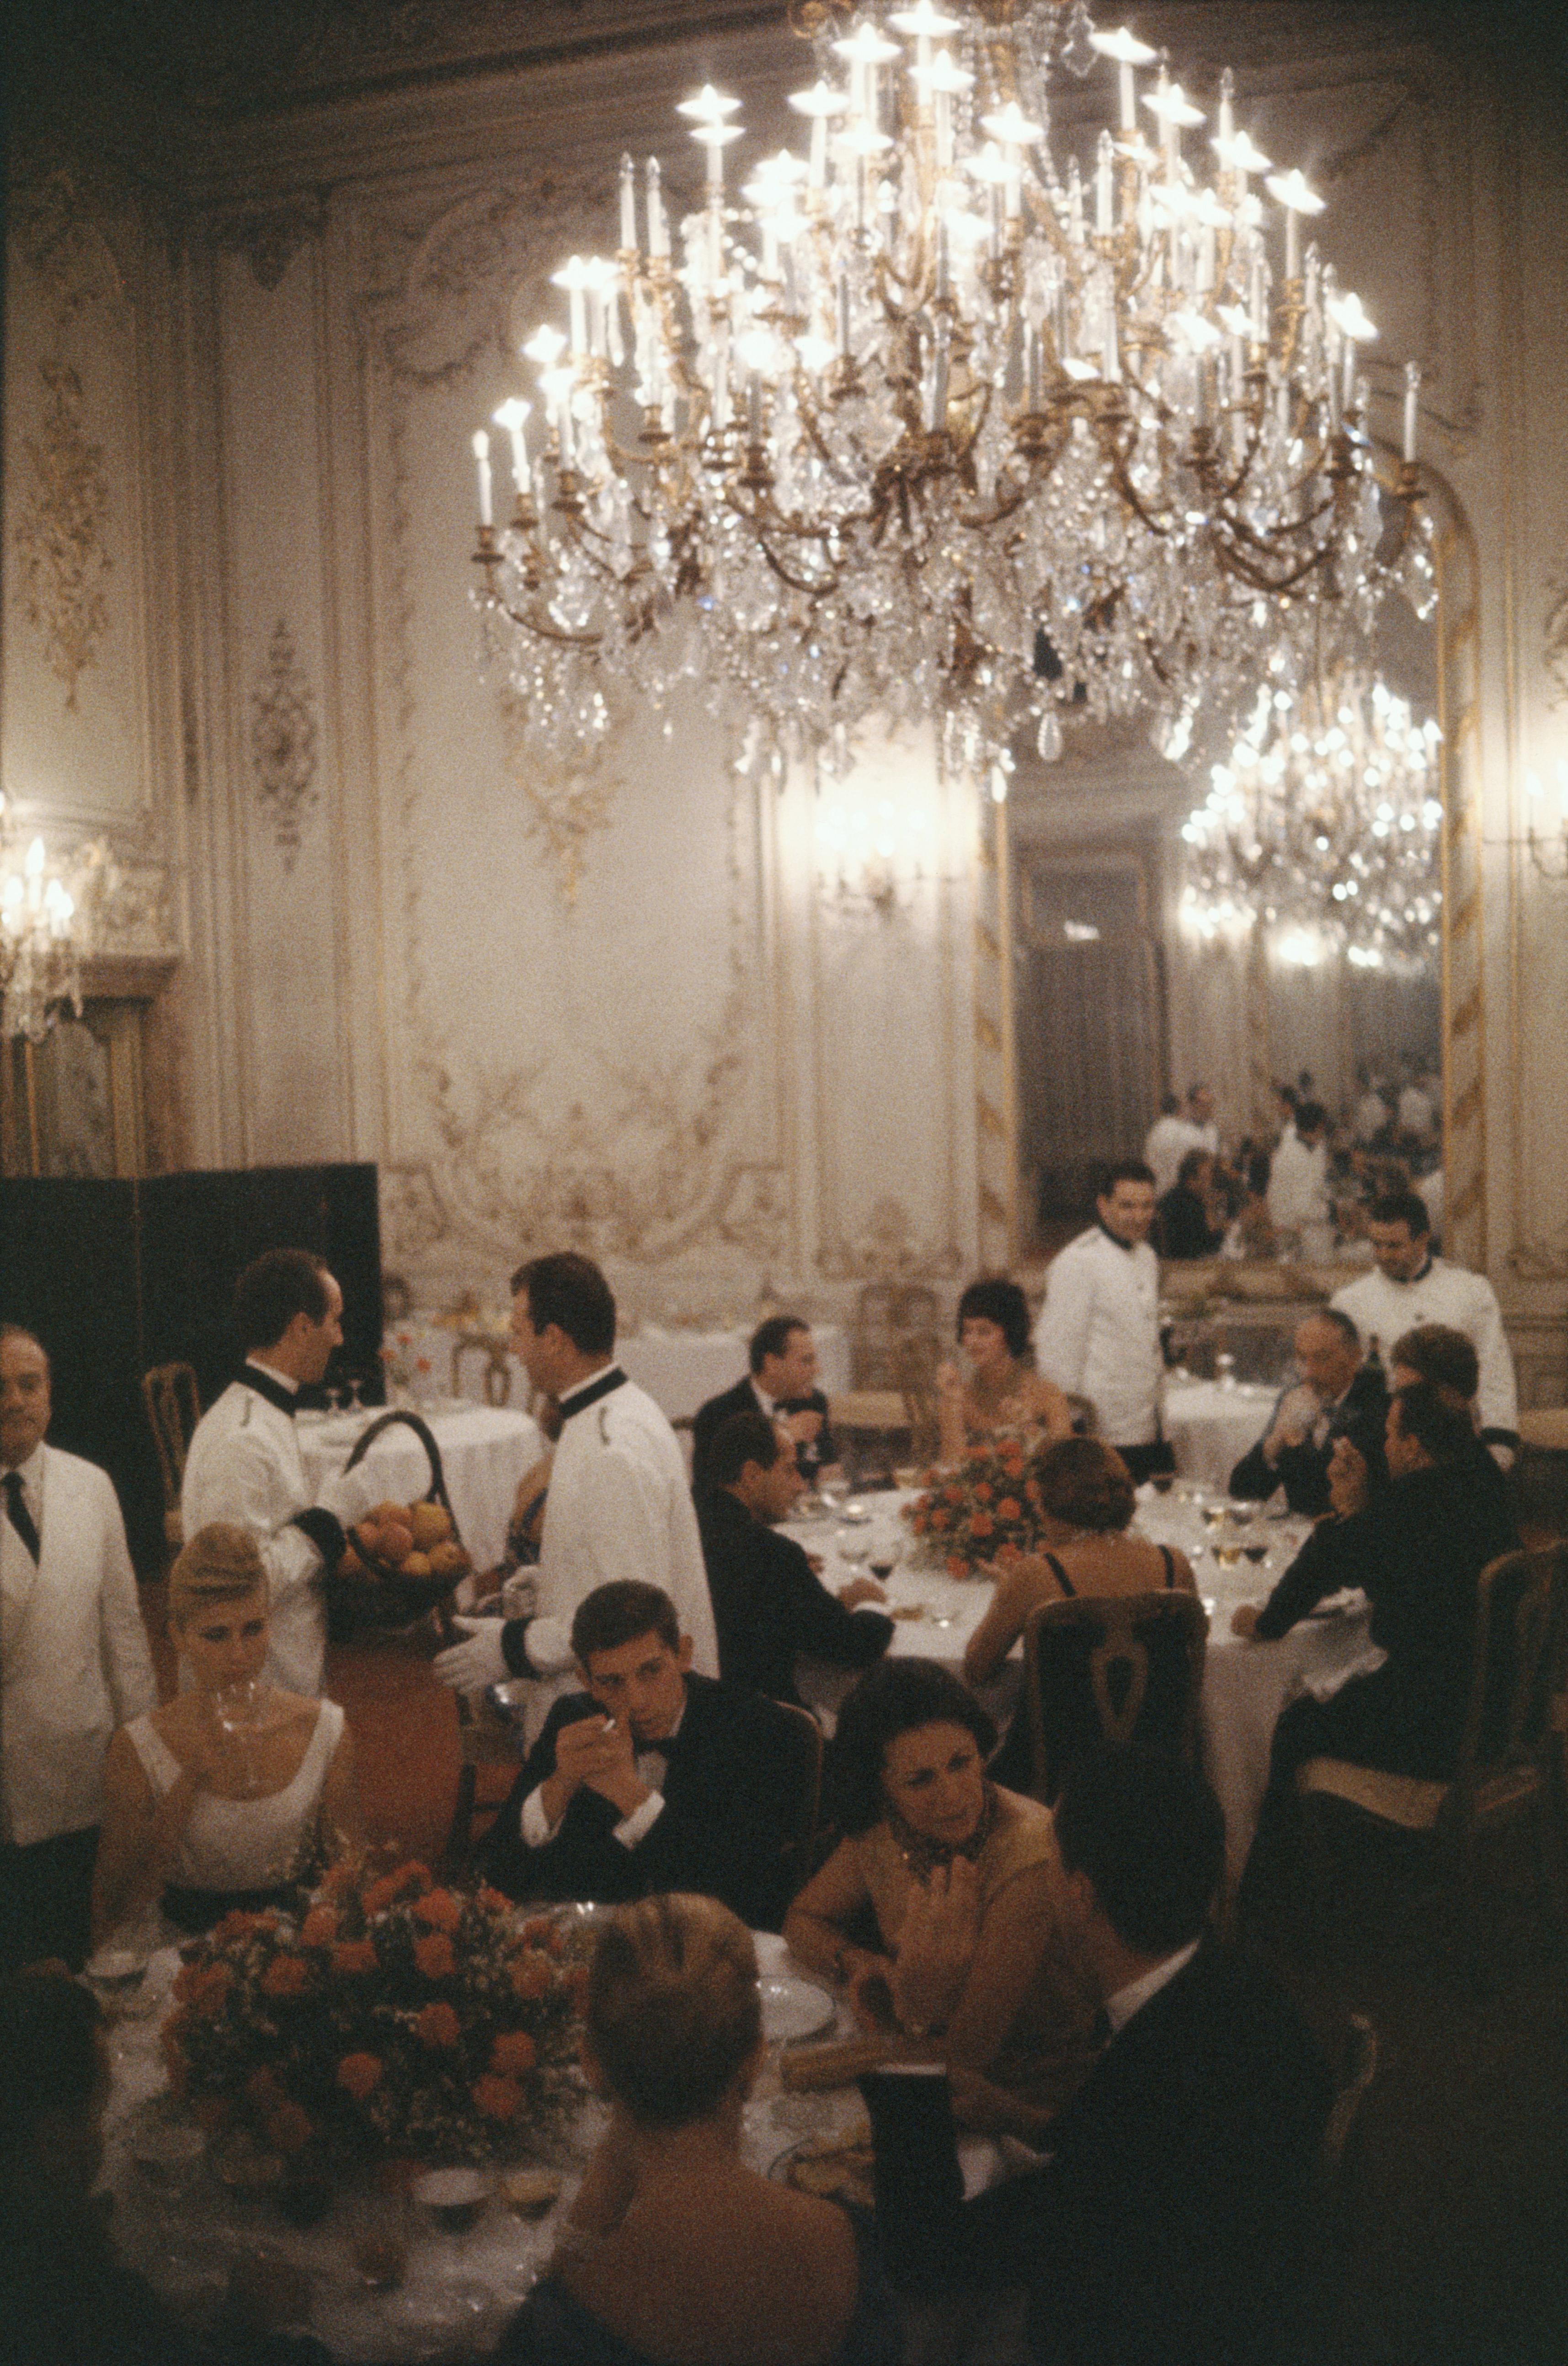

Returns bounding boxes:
[101,1932,1008,2363]
[1163,1379,1277,1491]
[790,1488,1375,1889]
[298,1406,542,1576]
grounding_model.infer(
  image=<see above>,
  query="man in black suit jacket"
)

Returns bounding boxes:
[861,1751,1331,2366]
[479,1580,804,1930]
[1236,1380,1519,1783]
[1229,1307,1388,1518]
[690,1314,840,1494]
[695,1410,893,1708]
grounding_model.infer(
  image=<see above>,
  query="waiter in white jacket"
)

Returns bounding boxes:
[181,1249,368,1697]
[434,1252,717,1742]
[1034,1162,1173,1485]
[2,1324,158,1972]
[1333,1188,1519,1465]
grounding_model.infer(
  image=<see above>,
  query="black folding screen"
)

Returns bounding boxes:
[0,1164,383,1579]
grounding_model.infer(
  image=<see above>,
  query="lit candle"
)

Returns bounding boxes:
[1096,130,1114,234]
[1218,68,1235,150]
[935,213,950,300]
[471,429,493,525]
[619,155,637,252]
[1026,320,1042,406]
[930,317,950,428]
[492,399,531,497]
[837,271,852,359]
[1403,360,1420,463]
[1090,27,1156,135]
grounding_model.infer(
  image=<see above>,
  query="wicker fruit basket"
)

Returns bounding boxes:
[324,1409,472,1641]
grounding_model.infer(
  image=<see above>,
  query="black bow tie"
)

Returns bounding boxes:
[4,1470,41,1565]
[559,1366,628,1421]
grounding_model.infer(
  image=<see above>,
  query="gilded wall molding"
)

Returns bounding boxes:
[249,619,321,868]
[210,189,333,290]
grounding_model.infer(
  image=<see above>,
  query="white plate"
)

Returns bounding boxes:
[759,1975,836,2045]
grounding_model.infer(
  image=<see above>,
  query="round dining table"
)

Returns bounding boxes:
[1161,1376,1279,1491]
[97,1928,1023,2362]
[789,1484,1380,1892]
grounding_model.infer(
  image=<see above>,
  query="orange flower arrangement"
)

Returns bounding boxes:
[905,1439,1046,1576]
[160,1862,581,2168]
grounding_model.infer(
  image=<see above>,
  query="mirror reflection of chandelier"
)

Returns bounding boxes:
[1177,673,1443,969]
[0,796,92,1043]
[468,1,1431,782]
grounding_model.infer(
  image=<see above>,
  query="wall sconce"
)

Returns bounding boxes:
[1523,764,1568,880]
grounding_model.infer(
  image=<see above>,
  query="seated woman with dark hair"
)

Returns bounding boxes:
[964,1438,1198,1692]
[498,1895,898,2366]
[936,1279,1073,1466]
[783,1662,1093,2136]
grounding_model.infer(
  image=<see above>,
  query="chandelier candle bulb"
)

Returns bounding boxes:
[619,155,638,253]
[1404,361,1421,463]
[492,400,532,497]
[471,430,492,527]
[646,158,668,259]
[1096,131,1114,234]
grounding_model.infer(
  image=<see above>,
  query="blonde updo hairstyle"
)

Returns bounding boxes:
[167,1522,269,1631]
[1030,1436,1137,1536]
[585,1894,762,2130]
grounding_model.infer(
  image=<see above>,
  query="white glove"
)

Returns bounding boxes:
[432,1616,511,1692]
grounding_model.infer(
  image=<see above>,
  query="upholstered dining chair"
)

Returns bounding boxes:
[141,1362,202,1558]
[1021,1590,1209,1806]
[1294,1542,1568,1987]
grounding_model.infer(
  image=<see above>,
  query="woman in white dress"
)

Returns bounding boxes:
[92,1523,361,1943]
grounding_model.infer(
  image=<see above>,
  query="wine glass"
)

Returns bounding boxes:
[835,1527,872,1573]
[868,1531,900,1584]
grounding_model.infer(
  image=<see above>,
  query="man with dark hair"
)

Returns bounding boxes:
[479,1581,801,1927]
[1229,1308,1387,1517]
[690,1314,840,1495]
[2,1328,156,1974]
[1236,1380,1519,1785]
[1035,1161,1171,1484]
[435,1253,716,1739]
[180,1248,360,1696]
[696,1409,891,1708]
[859,1749,1331,2366]
[1332,1192,1518,1463]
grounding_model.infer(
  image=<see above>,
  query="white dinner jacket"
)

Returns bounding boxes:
[1034,1226,1162,1448]
[1331,1258,1520,1446]
[2,1444,158,1846]
[181,1374,367,1697]
[519,1370,718,1744]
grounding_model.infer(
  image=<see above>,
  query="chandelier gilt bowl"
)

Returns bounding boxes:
[469,0,1431,783]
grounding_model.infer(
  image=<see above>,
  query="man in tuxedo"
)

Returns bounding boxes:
[691,1315,841,1495]
[696,1409,891,1708]
[480,1581,803,1930]
[1229,1308,1388,1517]
[181,1249,363,1697]
[434,1253,717,1744]
[1235,1381,1518,1785]
[860,1750,1331,2366]
[1,1327,158,1973]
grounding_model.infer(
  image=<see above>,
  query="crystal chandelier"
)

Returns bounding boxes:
[0,794,91,1041]
[1177,672,1443,969]
[469,0,1431,782]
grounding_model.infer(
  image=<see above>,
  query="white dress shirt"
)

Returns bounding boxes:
[1331,1256,1519,1447]
[181,1363,368,1696]
[2,1443,158,1846]
[1034,1226,1162,1447]
[520,1692,684,1852]
[515,1368,718,1743]
[1145,1114,1200,1199]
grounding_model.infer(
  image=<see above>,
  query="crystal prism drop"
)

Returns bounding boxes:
[1037,708,1064,761]
[1060,0,1098,79]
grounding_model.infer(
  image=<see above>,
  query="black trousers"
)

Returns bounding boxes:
[0,1825,100,1975]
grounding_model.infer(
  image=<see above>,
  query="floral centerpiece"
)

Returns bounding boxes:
[160,1860,584,2169]
[379,1329,433,1403]
[903,1437,1045,1578]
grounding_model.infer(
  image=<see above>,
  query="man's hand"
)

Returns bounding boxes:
[1263,1382,1317,1466]
[1230,1602,1260,1640]
[837,1575,889,1611]
[432,1616,510,1692]
[783,1406,823,1446]
[1327,1435,1370,1519]
[552,1710,649,1822]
